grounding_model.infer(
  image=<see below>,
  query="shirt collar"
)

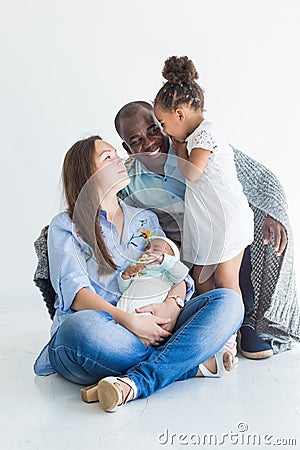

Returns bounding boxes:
[165,139,180,171]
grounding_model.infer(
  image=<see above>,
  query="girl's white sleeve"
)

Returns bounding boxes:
[189,128,218,154]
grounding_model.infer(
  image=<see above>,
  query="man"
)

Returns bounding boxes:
[115,101,300,358]
[116,101,185,243]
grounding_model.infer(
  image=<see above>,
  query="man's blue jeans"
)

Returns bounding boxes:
[48,288,244,399]
[239,245,255,327]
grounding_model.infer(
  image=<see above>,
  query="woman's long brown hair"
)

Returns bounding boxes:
[62,136,118,275]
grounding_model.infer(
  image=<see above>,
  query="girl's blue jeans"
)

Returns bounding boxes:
[48,288,244,399]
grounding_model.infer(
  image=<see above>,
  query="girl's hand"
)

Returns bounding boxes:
[124,313,172,346]
[172,137,178,155]
[121,263,147,279]
[172,138,188,158]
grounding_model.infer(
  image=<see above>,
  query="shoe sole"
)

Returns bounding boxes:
[238,348,274,359]
[97,379,120,412]
[80,383,99,403]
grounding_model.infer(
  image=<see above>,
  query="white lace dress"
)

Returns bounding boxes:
[182,120,254,266]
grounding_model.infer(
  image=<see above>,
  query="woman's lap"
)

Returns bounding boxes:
[48,288,244,389]
[48,310,153,384]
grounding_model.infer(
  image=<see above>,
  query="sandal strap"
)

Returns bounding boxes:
[115,377,137,405]
[198,347,234,378]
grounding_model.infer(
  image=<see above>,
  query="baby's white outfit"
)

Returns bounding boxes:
[117,253,189,314]
[182,120,254,265]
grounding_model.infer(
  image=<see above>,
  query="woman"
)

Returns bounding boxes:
[34,136,244,412]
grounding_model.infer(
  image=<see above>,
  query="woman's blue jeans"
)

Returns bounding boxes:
[48,288,244,399]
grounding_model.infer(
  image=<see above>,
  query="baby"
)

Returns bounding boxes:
[117,236,189,315]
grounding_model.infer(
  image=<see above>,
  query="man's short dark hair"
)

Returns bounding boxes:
[114,101,154,138]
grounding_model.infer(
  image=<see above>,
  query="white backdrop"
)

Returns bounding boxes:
[1,0,299,296]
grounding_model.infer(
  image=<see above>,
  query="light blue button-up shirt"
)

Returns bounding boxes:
[34,200,194,376]
[122,144,186,242]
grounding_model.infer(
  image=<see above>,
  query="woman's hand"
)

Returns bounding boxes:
[123,313,172,347]
[135,298,181,335]
[262,215,287,256]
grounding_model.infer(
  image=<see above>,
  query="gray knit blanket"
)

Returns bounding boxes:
[33,226,55,319]
[233,147,299,352]
[33,148,299,352]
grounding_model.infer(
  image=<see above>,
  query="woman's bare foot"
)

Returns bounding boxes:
[196,351,234,377]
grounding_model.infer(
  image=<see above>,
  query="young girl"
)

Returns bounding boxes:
[154,56,254,296]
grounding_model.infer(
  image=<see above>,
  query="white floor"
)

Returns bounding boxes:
[1,294,300,450]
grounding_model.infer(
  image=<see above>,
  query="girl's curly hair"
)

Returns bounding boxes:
[154,55,204,112]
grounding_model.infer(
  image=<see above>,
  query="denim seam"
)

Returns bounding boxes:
[49,344,123,376]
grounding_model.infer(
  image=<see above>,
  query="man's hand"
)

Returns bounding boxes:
[262,215,287,256]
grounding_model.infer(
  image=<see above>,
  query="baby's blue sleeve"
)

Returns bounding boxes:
[117,271,132,293]
[47,214,96,313]
[160,254,189,284]
[161,254,194,301]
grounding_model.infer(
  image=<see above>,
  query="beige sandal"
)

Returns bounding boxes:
[80,383,99,403]
[97,376,137,412]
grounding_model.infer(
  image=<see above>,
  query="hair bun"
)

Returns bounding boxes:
[162,55,199,84]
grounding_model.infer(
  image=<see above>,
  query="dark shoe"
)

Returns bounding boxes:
[238,326,273,359]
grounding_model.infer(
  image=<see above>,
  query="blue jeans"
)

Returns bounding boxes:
[48,288,243,399]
